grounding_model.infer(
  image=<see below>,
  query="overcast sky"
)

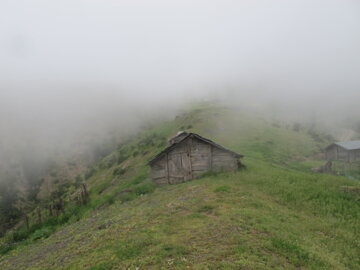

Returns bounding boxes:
[1,1,359,92]
[0,0,360,155]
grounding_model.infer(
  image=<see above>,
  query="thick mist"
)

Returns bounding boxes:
[0,0,360,200]
[1,1,359,123]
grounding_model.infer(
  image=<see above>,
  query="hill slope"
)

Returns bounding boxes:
[1,104,359,269]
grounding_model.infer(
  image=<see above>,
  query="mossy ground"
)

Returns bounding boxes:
[0,104,359,269]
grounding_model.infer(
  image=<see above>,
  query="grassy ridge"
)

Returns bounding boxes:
[0,104,359,269]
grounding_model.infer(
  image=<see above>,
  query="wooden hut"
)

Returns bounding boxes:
[149,132,244,184]
[325,141,360,163]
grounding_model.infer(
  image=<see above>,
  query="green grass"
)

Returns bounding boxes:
[0,104,359,269]
[214,185,231,193]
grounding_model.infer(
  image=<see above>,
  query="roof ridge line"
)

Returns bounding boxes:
[148,132,243,165]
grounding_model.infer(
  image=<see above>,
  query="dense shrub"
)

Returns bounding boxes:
[0,243,14,255]
[31,227,53,240]
[11,229,30,242]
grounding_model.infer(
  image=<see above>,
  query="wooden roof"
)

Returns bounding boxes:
[149,133,243,165]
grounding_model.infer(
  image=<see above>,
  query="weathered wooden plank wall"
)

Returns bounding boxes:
[190,138,211,177]
[326,146,360,163]
[211,146,238,171]
[150,155,168,184]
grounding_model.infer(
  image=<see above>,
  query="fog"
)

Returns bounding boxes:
[0,0,360,199]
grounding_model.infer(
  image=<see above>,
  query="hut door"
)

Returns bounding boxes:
[168,152,192,184]
[181,152,192,181]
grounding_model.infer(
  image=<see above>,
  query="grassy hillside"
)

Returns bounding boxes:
[1,104,359,269]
